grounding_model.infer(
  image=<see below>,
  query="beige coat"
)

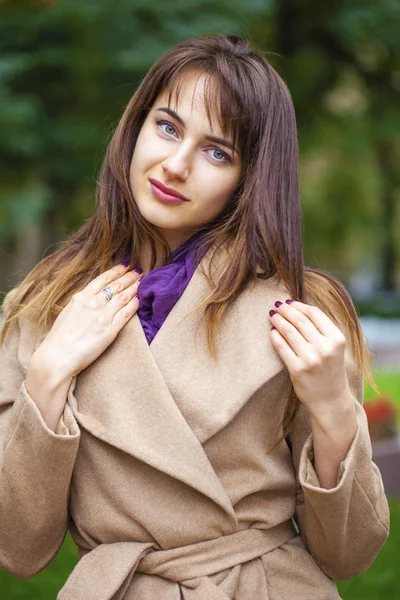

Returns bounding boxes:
[0,249,389,599]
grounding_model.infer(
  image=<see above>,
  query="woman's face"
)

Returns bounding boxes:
[129,71,242,251]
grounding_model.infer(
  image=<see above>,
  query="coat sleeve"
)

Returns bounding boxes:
[0,292,80,579]
[287,342,390,581]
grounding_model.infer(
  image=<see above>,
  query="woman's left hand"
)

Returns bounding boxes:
[269,299,353,415]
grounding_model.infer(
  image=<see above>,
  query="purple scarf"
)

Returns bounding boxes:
[136,231,209,345]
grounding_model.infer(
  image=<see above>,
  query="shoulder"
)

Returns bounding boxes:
[1,287,45,371]
[246,273,291,308]
[226,273,291,350]
[2,287,19,316]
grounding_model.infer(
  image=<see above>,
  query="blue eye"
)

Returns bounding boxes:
[156,119,231,164]
[157,120,177,137]
[208,148,231,164]
[213,149,224,160]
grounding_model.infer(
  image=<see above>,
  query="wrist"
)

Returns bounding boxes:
[308,395,358,489]
[307,389,356,429]
[26,350,74,433]
[308,392,358,449]
[28,349,73,392]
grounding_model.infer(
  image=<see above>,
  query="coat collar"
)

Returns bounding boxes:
[68,245,290,526]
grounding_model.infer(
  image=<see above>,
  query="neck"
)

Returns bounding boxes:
[138,230,202,275]
[137,239,166,276]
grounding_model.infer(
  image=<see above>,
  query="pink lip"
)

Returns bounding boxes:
[149,179,189,204]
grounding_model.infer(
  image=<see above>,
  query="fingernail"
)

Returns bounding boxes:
[269,309,277,317]
[134,267,143,274]
[271,326,276,330]
[285,299,294,304]
[274,301,283,308]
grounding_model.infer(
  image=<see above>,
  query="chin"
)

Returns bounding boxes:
[137,201,185,229]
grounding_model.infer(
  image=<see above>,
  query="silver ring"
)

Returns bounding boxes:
[101,285,114,302]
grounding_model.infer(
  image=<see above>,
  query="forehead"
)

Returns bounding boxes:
[153,71,227,135]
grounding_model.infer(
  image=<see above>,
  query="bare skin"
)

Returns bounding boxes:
[26,263,143,432]
[269,299,358,489]
[136,238,172,276]
[130,71,242,273]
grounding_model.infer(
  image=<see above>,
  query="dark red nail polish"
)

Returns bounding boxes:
[269,309,276,317]
[271,326,276,330]
[274,301,283,308]
[285,299,294,304]
[134,267,143,274]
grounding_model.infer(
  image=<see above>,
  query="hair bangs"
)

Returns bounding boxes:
[161,66,244,160]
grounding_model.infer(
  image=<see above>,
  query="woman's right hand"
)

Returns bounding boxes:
[32,262,143,379]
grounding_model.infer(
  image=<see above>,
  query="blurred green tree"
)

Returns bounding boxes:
[255,0,400,289]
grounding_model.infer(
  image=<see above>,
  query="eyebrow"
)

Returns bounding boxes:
[155,107,235,152]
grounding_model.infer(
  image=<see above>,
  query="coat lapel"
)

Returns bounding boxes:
[68,245,289,525]
[150,249,291,445]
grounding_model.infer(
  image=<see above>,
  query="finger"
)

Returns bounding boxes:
[270,326,301,372]
[106,278,141,315]
[87,264,140,296]
[270,301,322,346]
[269,311,313,357]
[111,292,140,334]
[275,300,342,341]
[97,270,143,305]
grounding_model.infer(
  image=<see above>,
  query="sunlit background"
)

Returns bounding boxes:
[0,0,399,598]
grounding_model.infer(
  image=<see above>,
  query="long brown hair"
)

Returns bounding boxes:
[1,34,377,451]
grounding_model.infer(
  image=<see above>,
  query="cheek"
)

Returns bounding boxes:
[131,143,152,173]
[130,125,161,173]
[195,175,239,217]
[201,170,240,201]
[129,141,156,192]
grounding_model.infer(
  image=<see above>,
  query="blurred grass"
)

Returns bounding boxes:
[337,498,400,599]
[0,370,399,599]
[0,533,78,599]
[365,370,400,410]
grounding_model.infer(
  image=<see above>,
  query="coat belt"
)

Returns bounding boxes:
[57,520,297,600]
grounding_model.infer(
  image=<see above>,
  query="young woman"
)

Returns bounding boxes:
[0,34,389,599]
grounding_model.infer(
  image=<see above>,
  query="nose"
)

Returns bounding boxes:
[161,147,190,181]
